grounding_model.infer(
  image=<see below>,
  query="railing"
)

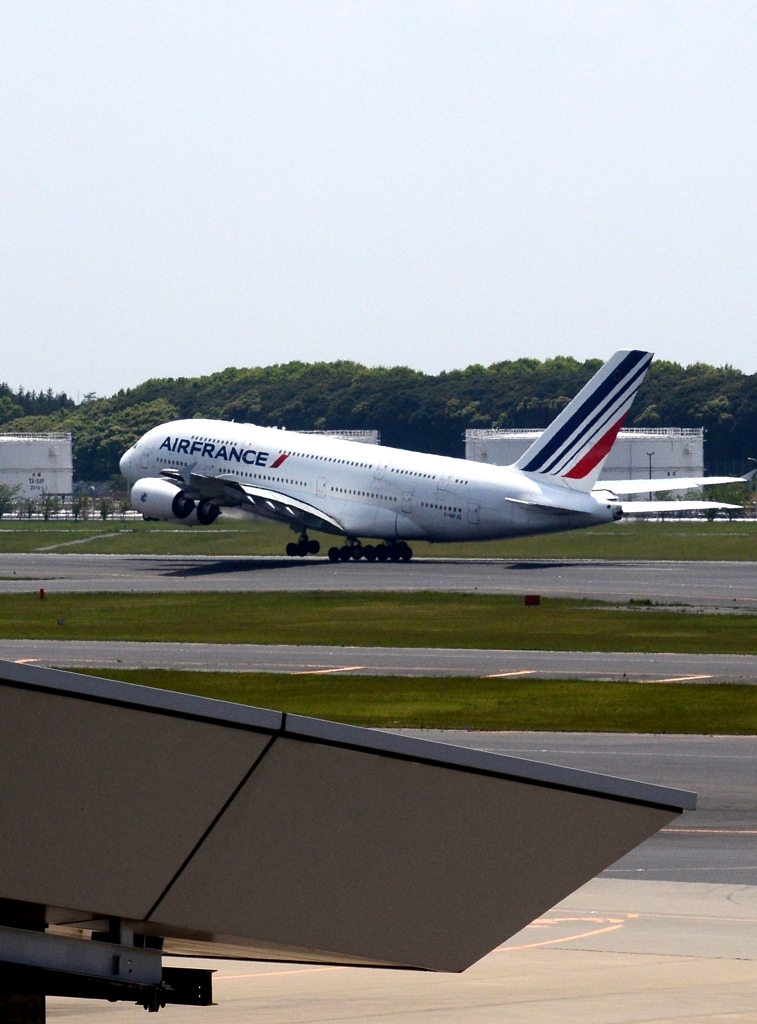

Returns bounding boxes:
[299,430,381,444]
[0,432,73,441]
[465,427,703,439]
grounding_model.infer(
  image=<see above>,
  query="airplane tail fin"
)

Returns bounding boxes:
[513,350,653,492]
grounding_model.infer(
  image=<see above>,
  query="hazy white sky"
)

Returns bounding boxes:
[1,1,756,396]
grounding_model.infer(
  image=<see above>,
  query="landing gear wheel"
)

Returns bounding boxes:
[389,544,401,562]
[399,542,413,562]
[363,544,376,562]
[295,540,309,556]
[308,539,320,555]
[328,547,340,562]
[376,545,389,562]
[351,545,363,561]
[339,546,352,562]
[286,542,298,557]
[196,499,220,525]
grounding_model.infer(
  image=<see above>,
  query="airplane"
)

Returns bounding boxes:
[119,350,749,562]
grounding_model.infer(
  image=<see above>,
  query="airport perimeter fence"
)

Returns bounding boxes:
[0,493,140,522]
[0,505,755,525]
[0,488,754,524]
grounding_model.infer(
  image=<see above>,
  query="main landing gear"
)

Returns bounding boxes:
[286,534,321,557]
[327,541,413,563]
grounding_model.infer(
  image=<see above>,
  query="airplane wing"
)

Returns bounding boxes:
[620,500,742,515]
[596,476,747,496]
[160,469,345,535]
[235,482,345,534]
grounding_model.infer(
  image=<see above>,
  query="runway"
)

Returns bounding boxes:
[0,553,755,605]
[5,640,757,682]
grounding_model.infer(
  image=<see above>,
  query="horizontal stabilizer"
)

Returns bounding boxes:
[597,476,745,496]
[621,500,742,514]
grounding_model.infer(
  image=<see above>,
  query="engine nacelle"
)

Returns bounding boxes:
[131,477,199,524]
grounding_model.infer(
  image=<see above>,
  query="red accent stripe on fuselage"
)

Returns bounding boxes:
[270,453,289,469]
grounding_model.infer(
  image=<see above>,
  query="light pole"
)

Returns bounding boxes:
[748,458,757,518]
[646,451,655,502]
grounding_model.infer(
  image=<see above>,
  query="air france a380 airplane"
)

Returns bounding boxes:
[119,350,744,562]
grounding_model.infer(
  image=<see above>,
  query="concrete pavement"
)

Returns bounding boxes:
[48,880,757,1023]
[0,553,755,605]
[4,639,757,682]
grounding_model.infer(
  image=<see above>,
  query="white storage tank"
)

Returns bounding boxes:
[0,433,73,497]
[465,427,704,486]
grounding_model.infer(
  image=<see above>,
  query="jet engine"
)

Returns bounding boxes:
[131,477,203,524]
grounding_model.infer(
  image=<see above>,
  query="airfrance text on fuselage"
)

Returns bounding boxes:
[159,436,276,467]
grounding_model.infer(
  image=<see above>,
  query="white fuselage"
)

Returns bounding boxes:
[120,418,618,543]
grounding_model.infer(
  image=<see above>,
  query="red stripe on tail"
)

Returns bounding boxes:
[563,414,627,480]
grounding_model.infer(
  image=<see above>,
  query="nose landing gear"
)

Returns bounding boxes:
[286,533,321,557]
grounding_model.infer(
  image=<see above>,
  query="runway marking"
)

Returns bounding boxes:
[215,966,347,982]
[485,670,537,678]
[661,828,757,835]
[605,866,757,873]
[648,674,713,683]
[14,658,39,664]
[35,532,123,552]
[292,666,365,675]
[499,920,626,951]
[528,917,625,925]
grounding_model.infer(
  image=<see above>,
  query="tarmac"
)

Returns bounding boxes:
[47,732,757,1023]
[4,639,757,682]
[46,885,757,1024]
[0,553,755,605]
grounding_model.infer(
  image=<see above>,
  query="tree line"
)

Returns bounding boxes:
[0,357,754,481]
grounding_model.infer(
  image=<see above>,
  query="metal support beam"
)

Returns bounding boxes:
[0,927,161,986]
[0,963,213,1012]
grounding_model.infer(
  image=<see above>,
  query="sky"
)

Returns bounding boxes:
[1,1,757,397]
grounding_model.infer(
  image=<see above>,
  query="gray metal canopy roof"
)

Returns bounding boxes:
[0,660,694,972]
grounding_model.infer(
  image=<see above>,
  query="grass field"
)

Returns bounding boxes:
[80,668,757,733]
[4,591,755,652]
[0,517,756,558]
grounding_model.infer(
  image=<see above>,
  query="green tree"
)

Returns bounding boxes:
[702,482,750,518]
[0,395,22,424]
[41,494,62,520]
[0,483,21,518]
[72,496,89,521]
[98,497,114,520]
[2,356,756,477]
